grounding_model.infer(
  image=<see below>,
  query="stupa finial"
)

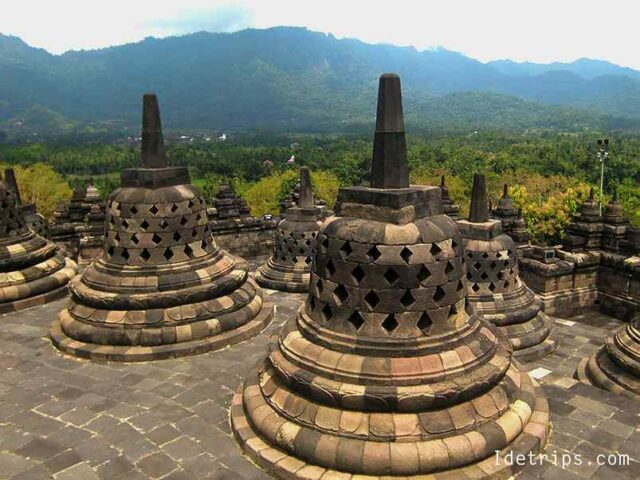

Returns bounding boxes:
[141,93,167,169]
[588,187,595,200]
[370,73,409,189]
[298,167,314,209]
[4,168,21,205]
[502,183,509,198]
[441,175,446,187]
[469,173,489,222]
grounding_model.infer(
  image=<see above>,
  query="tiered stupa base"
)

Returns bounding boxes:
[255,258,310,293]
[576,318,640,400]
[0,234,78,314]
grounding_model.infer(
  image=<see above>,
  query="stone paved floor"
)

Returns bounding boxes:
[0,258,638,479]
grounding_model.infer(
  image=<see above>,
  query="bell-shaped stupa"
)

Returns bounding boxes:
[50,94,273,361]
[577,314,640,399]
[231,74,549,479]
[458,175,558,361]
[490,183,531,245]
[4,168,49,238]
[255,167,328,292]
[0,172,77,313]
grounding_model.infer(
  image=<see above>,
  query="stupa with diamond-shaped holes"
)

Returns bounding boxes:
[458,174,558,362]
[0,172,77,314]
[231,73,549,479]
[255,167,328,292]
[49,94,273,361]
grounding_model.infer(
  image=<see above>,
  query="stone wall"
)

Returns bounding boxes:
[209,217,277,259]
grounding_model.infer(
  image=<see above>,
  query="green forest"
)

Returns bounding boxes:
[0,131,638,245]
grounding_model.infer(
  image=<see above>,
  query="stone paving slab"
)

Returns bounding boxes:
[0,256,637,479]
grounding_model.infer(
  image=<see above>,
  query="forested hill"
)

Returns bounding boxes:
[1,27,640,137]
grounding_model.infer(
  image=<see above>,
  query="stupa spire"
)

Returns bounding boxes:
[298,167,314,209]
[370,73,409,189]
[140,93,167,169]
[469,173,489,222]
[502,182,509,198]
[4,169,21,205]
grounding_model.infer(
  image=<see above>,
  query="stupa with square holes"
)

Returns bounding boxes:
[457,174,558,362]
[0,172,78,314]
[49,94,273,361]
[255,167,329,292]
[231,73,549,479]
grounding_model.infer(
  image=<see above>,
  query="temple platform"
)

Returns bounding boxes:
[0,257,637,480]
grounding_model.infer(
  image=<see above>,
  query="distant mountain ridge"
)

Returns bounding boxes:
[1,27,639,137]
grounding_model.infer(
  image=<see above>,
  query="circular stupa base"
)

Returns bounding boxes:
[231,366,550,479]
[0,258,78,315]
[50,300,273,362]
[575,348,640,400]
[510,315,559,363]
[255,258,311,293]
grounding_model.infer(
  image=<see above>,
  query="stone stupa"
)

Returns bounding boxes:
[458,175,558,362]
[576,314,640,399]
[0,172,77,314]
[490,183,531,246]
[4,168,49,238]
[231,74,549,479]
[50,94,273,361]
[255,167,328,292]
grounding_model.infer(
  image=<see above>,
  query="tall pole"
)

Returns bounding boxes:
[597,138,609,215]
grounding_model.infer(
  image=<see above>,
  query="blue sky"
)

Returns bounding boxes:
[2,0,638,69]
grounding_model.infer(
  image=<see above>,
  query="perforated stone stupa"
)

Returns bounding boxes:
[0,172,77,314]
[4,168,49,238]
[50,94,273,361]
[490,183,531,246]
[256,167,328,292]
[231,74,549,479]
[458,175,558,362]
[577,314,640,399]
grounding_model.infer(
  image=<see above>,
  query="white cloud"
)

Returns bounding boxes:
[1,0,638,69]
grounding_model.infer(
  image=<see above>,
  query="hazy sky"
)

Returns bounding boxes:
[2,0,638,68]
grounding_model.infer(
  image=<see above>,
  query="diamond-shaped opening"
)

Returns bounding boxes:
[400,290,415,308]
[382,314,398,332]
[364,290,380,309]
[457,280,464,291]
[326,259,336,277]
[497,271,504,280]
[340,241,353,258]
[433,286,446,302]
[367,245,381,261]
[445,261,454,274]
[122,248,130,260]
[107,245,115,257]
[311,232,317,238]
[496,252,502,258]
[180,216,188,226]
[417,312,433,333]
[192,228,198,238]
[163,248,174,261]
[122,219,130,229]
[467,251,473,258]
[449,303,458,315]
[504,280,510,288]
[201,239,208,250]
[131,234,139,245]
[430,243,442,256]
[115,203,121,212]
[321,304,333,321]
[152,233,162,245]
[351,265,365,284]
[333,284,349,303]
[482,252,489,259]
[347,311,364,331]
[304,256,312,265]
[184,244,194,258]
[471,283,480,292]
[149,205,159,215]
[489,283,496,292]
[384,268,400,286]
[490,261,497,270]
[400,247,413,263]
[466,271,473,280]
[173,231,182,242]
[140,219,149,230]
[292,256,298,263]
[188,200,195,209]
[171,203,179,213]
[130,205,138,214]
[473,262,481,270]
[481,272,489,280]
[417,265,431,282]
[114,232,120,242]
[140,248,151,262]
[321,237,329,250]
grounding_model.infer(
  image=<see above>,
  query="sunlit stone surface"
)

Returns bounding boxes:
[49,94,273,361]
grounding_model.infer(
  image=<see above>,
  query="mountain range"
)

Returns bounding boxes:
[1,27,640,138]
